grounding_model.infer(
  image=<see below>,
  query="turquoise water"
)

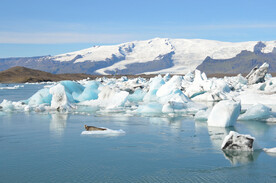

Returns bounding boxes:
[1,85,276,182]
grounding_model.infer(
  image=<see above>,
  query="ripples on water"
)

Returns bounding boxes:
[0,84,276,182]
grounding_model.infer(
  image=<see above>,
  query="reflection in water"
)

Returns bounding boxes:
[149,116,185,134]
[50,113,68,136]
[239,120,271,137]
[208,126,236,149]
[222,150,260,165]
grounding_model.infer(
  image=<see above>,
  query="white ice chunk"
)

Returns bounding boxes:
[0,99,14,112]
[97,86,129,109]
[49,84,72,110]
[137,103,163,114]
[239,103,272,121]
[127,89,145,103]
[221,131,255,151]
[156,75,182,97]
[263,147,276,154]
[81,128,125,136]
[207,100,241,127]
[194,108,212,121]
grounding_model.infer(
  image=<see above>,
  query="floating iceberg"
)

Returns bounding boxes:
[27,88,52,106]
[221,131,255,151]
[239,103,272,121]
[194,108,211,121]
[0,99,14,112]
[246,63,269,85]
[49,84,73,110]
[207,100,241,127]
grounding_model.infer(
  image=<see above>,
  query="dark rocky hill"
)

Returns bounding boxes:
[0,66,96,83]
[197,42,276,74]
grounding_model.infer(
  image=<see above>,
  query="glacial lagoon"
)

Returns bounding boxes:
[1,83,276,182]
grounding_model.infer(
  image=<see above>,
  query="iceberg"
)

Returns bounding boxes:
[0,99,14,112]
[194,108,211,121]
[221,131,255,151]
[207,100,241,127]
[27,88,52,106]
[76,81,99,102]
[49,84,72,110]
[156,75,182,98]
[246,63,269,85]
[137,103,163,115]
[239,103,272,121]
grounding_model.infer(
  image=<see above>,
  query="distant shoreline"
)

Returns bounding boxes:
[1,66,275,83]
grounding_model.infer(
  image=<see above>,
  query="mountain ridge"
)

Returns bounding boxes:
[1,38,276,75]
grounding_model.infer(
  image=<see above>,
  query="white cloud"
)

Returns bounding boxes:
[0,32,139,44]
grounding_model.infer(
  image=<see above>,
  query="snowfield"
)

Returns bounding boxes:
[52,38,276,74]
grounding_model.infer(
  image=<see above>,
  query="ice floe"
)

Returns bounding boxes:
[263,147,276,154]
[81,128,126,136]
[0,85,24,90]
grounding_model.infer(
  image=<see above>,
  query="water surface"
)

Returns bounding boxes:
[0,84,276,182]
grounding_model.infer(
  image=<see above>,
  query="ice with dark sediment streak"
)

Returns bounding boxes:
[221,131,255,151]
[246,62,269,85]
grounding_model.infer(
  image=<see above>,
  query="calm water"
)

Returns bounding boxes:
[1,84,276,182]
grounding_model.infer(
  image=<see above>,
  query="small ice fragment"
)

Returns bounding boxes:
[263,147,276,156]
[81,128,125,136]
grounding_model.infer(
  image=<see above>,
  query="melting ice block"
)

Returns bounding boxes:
[207,100,241,127]
[221,131,255,151]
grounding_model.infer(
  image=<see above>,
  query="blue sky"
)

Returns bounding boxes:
[1,0,276,57]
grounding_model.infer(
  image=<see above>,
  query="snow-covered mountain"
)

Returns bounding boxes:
[52,38,276,74]
[1,38,276,75]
